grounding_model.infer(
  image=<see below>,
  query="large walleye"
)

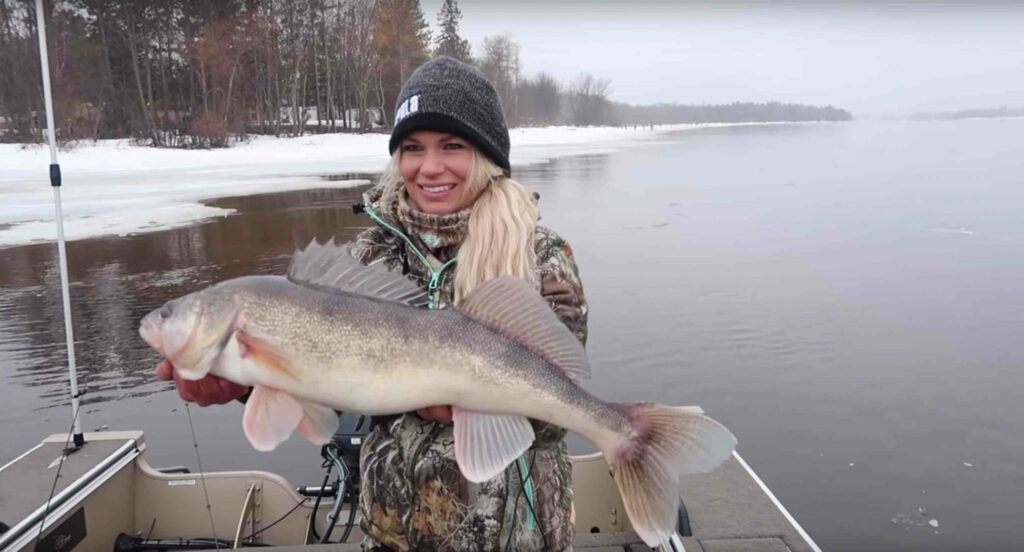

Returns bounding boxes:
[140,239,736,548]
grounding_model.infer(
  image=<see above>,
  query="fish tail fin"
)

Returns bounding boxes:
[603,403,736,549]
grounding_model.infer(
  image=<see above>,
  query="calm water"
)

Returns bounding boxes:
[2,120,1023,551]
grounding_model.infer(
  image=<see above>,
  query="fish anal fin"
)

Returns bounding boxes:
[452,406,535,483]
[456,276,589,382]
[243,385,303,451]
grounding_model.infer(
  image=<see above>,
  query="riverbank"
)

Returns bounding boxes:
[0,122,789,248]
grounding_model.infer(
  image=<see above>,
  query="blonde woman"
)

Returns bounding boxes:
[350,57,587,551]
[155,56,588,551]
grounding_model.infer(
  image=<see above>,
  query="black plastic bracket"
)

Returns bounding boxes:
[50,163,61,187]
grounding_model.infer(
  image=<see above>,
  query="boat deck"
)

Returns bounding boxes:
[2,433,819,552]
[199,452,817,552]
[0,433,141,552]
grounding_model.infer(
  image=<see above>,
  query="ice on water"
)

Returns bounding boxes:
[0,123,762,248]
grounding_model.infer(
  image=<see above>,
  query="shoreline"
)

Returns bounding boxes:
[0,121,814,249]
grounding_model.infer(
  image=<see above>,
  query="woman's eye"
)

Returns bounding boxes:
[443,142,465,150]
[402,144,423,152]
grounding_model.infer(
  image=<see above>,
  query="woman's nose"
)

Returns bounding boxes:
[420,149,444,176]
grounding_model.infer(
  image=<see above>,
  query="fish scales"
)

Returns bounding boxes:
[209,275,632,444]
[139,241,737,548]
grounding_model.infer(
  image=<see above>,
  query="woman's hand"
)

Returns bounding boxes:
[155,359,250,406]
[416,405,453,424]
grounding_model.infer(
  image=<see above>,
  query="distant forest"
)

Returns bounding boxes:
[910,105,1024,121]
[0,0,852,148]
[613,101,852,125]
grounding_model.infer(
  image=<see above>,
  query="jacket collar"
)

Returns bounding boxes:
[362,180,470,260]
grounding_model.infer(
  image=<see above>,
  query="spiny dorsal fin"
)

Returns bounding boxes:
[456,276,589,382]
[288,238,429,308]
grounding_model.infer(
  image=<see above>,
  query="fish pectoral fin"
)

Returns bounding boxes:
[236,329,296,379]
[452,407,535,483]
[455,276,590,382]
[297,402,339,446]
[243,385,304,451]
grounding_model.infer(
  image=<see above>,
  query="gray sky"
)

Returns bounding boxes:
[422,1,1024,116]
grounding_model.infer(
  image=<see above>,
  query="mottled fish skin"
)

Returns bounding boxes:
[180,275,633,451]
[141,267,737,549]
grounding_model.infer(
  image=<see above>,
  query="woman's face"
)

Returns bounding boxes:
[399,130,477,215]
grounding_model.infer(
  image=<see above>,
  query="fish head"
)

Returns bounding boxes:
[140,290,239,381]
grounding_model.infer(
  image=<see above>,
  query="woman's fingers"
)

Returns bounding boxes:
[417,405,453,424]
[215,377,248,398]
[155,359,174,381]
[432,405,453,423]
[158,358,248,406]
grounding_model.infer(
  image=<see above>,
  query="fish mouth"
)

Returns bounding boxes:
[139,314,165,356]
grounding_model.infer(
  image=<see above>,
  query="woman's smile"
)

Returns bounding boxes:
[400,130,475,215]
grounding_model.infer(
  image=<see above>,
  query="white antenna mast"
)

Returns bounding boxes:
[35,0,85,448]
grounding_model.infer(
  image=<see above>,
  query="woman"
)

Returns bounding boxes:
[158,57,587,551]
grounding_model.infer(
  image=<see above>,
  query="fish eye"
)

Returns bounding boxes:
[159,304,173,320]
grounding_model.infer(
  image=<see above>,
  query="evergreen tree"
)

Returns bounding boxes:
[372,0,432,125]
[433,0,470,62]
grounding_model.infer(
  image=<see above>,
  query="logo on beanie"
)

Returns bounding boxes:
[395,95,419,124]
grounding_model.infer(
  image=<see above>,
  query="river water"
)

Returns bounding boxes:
[2,119,1023,551]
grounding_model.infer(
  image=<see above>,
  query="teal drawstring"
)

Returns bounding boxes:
[362,205,456,309]
[517,455,536,532]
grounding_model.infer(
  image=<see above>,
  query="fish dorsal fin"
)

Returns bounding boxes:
[288,238,429,307]
[456,276,590,382]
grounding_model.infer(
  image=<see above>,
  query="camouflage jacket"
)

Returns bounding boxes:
[349,181,588,552]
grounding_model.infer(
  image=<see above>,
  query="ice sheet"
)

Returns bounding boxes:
[0,123,767,248]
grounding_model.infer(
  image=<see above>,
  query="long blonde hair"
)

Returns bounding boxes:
[455,151,539,303]
[380,148,539,303]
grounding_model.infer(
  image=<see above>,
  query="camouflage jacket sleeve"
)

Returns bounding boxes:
[535,227,589,346]
[349,226,403,271]
[532,227,589,447]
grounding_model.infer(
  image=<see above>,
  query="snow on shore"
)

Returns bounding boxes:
[0,123,751,248]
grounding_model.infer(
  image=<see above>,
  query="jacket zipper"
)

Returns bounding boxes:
[361,204,537,528]
[362,204,456,309]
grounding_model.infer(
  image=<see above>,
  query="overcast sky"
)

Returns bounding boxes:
[421,1,1024,117]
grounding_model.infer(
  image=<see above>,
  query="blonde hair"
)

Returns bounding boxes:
[380,147,538,304]
[454,151,539,303]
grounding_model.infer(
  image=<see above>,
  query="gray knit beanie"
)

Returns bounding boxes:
[389,56,511,175]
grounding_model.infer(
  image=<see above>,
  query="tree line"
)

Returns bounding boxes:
[0,0,851,148]
[612,101,853,125]
[909,105,1024,121]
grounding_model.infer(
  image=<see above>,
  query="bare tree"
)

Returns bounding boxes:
[516,71,561,126]
[568,72,611,126]
[477,34,519,125]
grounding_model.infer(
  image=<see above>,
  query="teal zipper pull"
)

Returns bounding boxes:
[427,271,441,309]
[427,258,457,309]
[360,204,457,310]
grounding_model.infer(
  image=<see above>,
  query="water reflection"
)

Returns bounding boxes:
[0,184,373,410]
[517,154,610,187]
[3,121,1024,551]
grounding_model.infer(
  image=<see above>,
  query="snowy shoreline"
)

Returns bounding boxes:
[0,122,790,248]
